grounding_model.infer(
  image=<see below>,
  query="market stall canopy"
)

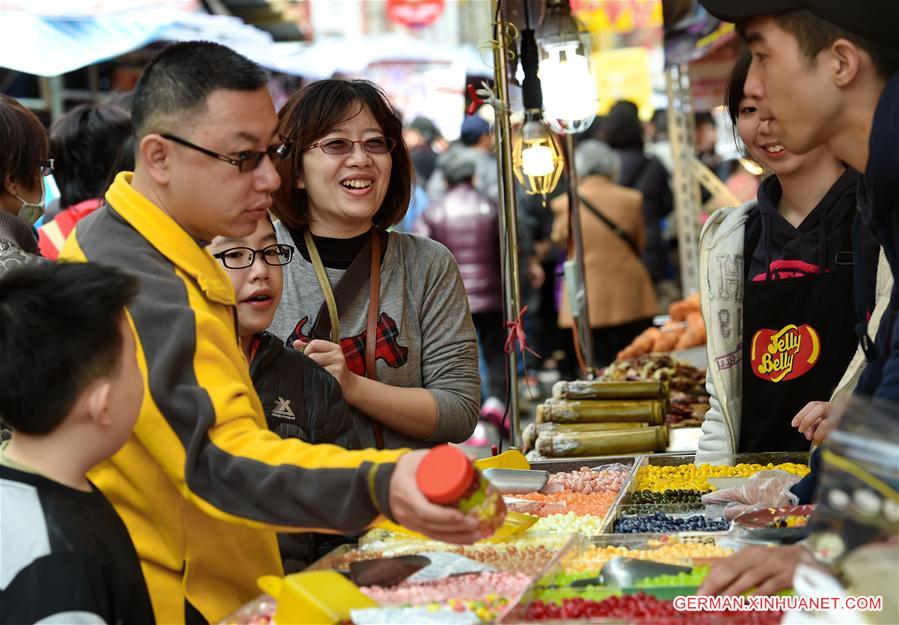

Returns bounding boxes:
[0,3,492,79]
[283,33,493,79]
[0,6,277,78]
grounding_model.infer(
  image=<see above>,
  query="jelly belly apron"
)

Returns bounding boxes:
[739,219,859,453]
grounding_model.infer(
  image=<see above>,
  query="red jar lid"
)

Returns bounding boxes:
[416,444,476,505]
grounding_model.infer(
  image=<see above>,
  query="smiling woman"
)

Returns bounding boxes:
[269,79,480,450]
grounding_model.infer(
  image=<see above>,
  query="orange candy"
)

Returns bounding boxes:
[517,491,618,518]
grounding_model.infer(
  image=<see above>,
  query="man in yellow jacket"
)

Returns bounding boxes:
[60,41,480,625]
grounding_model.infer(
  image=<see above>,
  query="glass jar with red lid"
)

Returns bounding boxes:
[415,444,507,538]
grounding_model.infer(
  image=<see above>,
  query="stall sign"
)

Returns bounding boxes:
[663,0,734,67]
[386,0,444,27]
[593,47,653,119]
[572,0,663,33]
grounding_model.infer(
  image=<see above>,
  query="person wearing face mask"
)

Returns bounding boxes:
[697,51,889,460]
[0,94,51,275]
[270,79,480,451]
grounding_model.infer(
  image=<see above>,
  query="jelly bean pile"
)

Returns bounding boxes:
[533,583,620,605]
[442,597,510,622]
[614,511,730,534]
[627,488,708,505]
[542,466,628,494]
[767,514,808,528]
[531,567,711,604]
[518,491,618,519]
[361,571,530,610]
[522,593,783,623]
[517,466,627,524]
[530,511,608,535]
[566,540,735,572]
[323,543,562,576]
[632,462,809,493]
[637,565,710,587]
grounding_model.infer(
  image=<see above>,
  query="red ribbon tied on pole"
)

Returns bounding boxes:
[504,305,541,360]
[466,83,485,115]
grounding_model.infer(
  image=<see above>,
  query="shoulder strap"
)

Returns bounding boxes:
[286,227,380,343]
[366,232,385,449]
[852,214,879,363]
[578,194,641,257]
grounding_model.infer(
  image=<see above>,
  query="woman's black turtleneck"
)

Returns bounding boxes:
[292,228,371,270]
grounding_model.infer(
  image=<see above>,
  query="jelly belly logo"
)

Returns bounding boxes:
[750,324,821,383]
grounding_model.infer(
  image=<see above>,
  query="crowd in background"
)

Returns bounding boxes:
[0,80,765,449]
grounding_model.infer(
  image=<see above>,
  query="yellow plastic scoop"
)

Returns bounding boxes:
[374,510,537,543]
[257,570,377,624]
[474,449,530,471]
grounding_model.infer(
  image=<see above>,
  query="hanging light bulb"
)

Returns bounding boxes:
[537,0,598,135]
[512,24,565,196]
[513,109,565,195]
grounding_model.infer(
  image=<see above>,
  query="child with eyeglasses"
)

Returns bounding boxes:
[208,215,361,571]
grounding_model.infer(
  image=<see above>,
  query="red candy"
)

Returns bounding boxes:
[522,593,782,624]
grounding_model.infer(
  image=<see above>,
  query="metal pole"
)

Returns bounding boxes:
[665,64,702,296]
[490,0,523,447]
[564,133,596,378]
[39,75,64,122]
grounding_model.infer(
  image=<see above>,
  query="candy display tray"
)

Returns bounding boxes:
[499,533,751,622]
[305,532,579,622]
[619,451,812,506]
[605,504,732,536]
[306,531,576,575]
[502,456,642,535]
[638,451,810,468]
[575,533,759,573]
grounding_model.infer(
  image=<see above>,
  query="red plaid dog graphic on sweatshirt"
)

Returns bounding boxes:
[288,313,409,376]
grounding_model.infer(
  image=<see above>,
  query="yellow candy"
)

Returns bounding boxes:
[633,462,809,492]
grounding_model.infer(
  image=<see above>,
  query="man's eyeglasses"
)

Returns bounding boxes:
[162,134,292,173]
[304,137,396,156]
[212,243,294,269]
[40,159,55,177]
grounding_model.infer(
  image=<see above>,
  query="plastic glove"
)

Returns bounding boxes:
[701,470,801,520]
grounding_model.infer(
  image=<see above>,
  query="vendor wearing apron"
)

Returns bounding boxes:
[739,169,867,453]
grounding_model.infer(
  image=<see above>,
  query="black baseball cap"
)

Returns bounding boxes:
[698,0,899,51]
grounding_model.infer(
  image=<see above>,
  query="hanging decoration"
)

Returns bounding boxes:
[537,0,599,135]
[512,16,564,197]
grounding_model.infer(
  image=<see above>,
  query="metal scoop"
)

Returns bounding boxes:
[482,468,549,494]
[348,555,431,587]
[569,558,692,588]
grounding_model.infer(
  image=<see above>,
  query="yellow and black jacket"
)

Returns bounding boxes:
[60,173,406,624]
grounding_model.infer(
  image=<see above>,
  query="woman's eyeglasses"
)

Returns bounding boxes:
[40,159,55,177]
[304,137,396,155]
[212,243,294,269]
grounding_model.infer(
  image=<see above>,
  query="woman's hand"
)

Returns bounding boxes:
[300,339,359,399]
[791,401,831,443]
[698,545,812,596]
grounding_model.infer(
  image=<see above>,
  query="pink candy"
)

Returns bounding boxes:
[542,466,626,495]
[361,571,531,606]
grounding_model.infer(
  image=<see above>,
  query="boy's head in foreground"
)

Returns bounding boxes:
[0,262,141,467]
